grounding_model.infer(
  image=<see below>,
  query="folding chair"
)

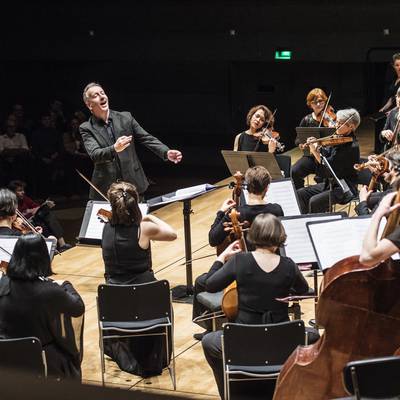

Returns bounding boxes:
[0,337,47,379]
[341,356,400,400]
[222,320,305,400]
[97,280,176,389]
[193,291,225,331]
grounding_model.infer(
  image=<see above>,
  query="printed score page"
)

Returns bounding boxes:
[0,237,53,262]
[307,217,388,270]
[243,180,300,216]
[85,203,149,240]
[281,214,343,264]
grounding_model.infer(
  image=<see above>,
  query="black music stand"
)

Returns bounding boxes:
[320,155,353,212]
[147,184,218,303]
[221,150,283,180]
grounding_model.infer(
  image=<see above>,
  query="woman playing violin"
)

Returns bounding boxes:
[292,88,336,189]
[0,188,25,236]
[233,105,279,153]
[201,214,311,399]
[297,108,360,214]
[101,181,177,377]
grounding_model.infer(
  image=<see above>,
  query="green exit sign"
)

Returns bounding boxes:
[275,50,292,60]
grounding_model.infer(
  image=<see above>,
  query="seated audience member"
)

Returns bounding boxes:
[31,113,64,196]
[202,214,312,399]
[0,233,84,380]
[192,166,284,340]
[297,108,361,214]
[8,180,72,251]
[0,117,33,184]
[63,118,92,194]
[101,181,177,377]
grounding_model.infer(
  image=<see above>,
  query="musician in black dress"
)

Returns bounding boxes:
[101,181,177,376]
[355,149,400,216]
[381,87,400,151]
[292,88,334,189]
[360,189,400,266]
[297,109,360,214]
[379,53,400,115]
[201,214,309,398]
[192,166,284,340]
[0,189,21,236]
[0,233,84,379]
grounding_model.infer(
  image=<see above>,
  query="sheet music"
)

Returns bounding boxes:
[161,184,215,202]
[307,217,387,270]
[84,202,148,240]
[243,180,300,216]
[0,237,53,262]
[281,214,343,264]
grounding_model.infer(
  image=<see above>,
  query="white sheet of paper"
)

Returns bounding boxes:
[281,214,343,264]
[84,202,148,240]
[307,217,387,270]
[0,237,53,262]
[243,180,300,216]
[161,184,215,202]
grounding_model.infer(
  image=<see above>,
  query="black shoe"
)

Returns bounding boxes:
[59,244,73,252]
[193,331,210,341]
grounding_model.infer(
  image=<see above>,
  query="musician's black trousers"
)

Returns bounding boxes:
[291,155,318,189]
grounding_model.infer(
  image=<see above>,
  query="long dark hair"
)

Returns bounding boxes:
[7,233,52,280]
[107,181,142,226]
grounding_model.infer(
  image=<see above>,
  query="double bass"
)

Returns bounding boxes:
[273,189,400,399]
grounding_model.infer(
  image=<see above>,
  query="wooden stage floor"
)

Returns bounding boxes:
[52,119,374,398]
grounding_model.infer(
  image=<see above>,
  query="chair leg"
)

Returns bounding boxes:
[99,331,106,386]
[166,326,176,390]
[350,366,360,400]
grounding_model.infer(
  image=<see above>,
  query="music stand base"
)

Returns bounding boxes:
[171,285,194,304]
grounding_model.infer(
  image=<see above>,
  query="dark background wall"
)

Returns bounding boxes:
[1,0,400,183]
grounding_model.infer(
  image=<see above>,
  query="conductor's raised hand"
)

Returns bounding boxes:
[114,136,132,152]
[167,150,182,164]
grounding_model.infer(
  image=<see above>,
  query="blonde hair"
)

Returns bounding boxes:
[247,213,287,248]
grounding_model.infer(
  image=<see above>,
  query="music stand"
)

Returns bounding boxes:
[221,150,283,180]
[320,155,353,212]
[147,184,219,303]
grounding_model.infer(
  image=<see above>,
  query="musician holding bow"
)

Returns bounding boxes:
[297,108,361,213]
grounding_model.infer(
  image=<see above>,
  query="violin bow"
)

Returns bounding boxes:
[253,109,277,151]
[318,92,332,128]
[75,169,109,202]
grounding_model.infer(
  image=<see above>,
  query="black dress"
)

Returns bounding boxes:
[202,253,309,398]
[381,107,400,151]
[101,222,169,377]
[237,131,269,152]
[0,277,84,380]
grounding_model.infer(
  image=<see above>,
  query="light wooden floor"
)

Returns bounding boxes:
[52,119,374,398]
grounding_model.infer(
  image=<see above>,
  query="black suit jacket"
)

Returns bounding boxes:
[80,110,169,199]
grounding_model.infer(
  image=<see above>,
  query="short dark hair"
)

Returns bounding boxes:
[7,234,52,280]
[245,166,271,195]
[107,181,142,226]
[393,53,400,64]
[83,82,102,104]
[8,180,26,192]
[247,213,287,249]
[0,188,17,218]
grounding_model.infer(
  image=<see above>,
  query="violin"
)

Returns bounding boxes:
[216,172,244,256]
[299,134,353,149]
[273,188,400,399]
[13,210,39,234]
[354,155,390,191]
[97,208,112,223]
[256,128,285,152]
[221,208,248,321]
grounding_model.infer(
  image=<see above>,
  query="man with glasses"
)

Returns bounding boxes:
[297,108,361,214]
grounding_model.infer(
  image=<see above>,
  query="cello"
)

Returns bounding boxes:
[273,189,400,399]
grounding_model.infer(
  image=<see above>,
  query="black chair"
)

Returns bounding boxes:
[222,320,305,400]
[0,337,47,379]
[97,280,175,388]
[340,356,400,399]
